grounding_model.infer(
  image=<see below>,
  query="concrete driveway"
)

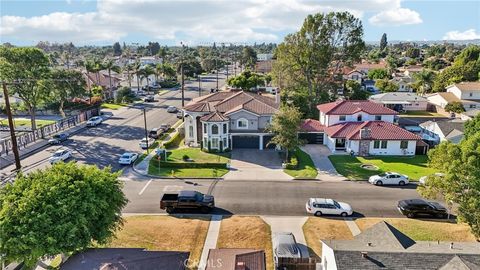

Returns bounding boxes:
[301,145,347,181]
[224,149,292,181]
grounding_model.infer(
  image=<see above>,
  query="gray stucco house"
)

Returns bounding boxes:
[182,90,279,151]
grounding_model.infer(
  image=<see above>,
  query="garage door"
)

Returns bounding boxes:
[299,132,324,144]
[263,135,276,149]
[232,135,260,149]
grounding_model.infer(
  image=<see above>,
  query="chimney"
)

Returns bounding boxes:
[236,261,246,270]
[361,252,368,258]
[360,128,371,139]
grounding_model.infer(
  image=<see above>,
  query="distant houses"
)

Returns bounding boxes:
[369,92,428,112]
[427,82,480,118]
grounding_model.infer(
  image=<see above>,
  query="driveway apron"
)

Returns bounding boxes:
[301,145,347,181]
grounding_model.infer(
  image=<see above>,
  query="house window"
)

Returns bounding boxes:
[237,118,248,129]
[212,138,219,148]
[373,140,380,149]
[357,114,362,121]
[375,115,381,121]
[339,115,346,121]
[223,123,227,133]
[381,140,388,149]
[470,92,473,97]
[188,126,194,138]
[470,104,476,108]
[400,140,408,149]
[223,137,227,148]
[203,124,207,134]
[212,124,219,135]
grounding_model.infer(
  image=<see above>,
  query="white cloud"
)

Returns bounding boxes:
[443,29,480,40]
[368,8,422,26]
[0,0,421,44]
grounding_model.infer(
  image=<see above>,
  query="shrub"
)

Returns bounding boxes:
[163,132,183,149]
[115,87,136,103]
[182,154,190,161]
[285,156,298,169]
[159,80,180,88]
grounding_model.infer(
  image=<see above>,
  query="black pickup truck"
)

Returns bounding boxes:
[160,190,215,214]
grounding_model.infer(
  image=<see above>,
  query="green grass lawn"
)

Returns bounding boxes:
[399,111,446,117]
[0,118,56,128]
[148,165,229,178]
[328,155,437,180]
[284,148,318,179]
[166,148,231,163]
[101,103,127,110]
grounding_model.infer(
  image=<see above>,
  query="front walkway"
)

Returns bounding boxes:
[224,149,292,181]
[301,145,347,181]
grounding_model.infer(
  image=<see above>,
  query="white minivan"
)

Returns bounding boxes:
[305,198,353,217]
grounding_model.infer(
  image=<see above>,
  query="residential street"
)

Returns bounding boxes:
[122,179,423,217]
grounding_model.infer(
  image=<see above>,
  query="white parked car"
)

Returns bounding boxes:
[86,116,103,127]
[49,149,73,164]
[419,173,445,185]
[369,172,409,186]
[167,106,178,113]
[118,152,139,165]
[305,198,353,217]
[139,137,155,149]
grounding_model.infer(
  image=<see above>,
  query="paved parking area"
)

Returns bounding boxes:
[224,149,292,181]
[301,145,347,181]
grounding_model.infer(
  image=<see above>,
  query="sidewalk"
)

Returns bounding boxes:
[198,215,222,270]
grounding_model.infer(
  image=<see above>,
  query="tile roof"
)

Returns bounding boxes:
[450,81,480,91]
[83,71,121,89]
[325,121,421,140]
[300,119,325,132]
[200,111,229,122]
[183,102,214,112]
[206,249,266,270]
[354,61,387,70]
[317,100,398,115]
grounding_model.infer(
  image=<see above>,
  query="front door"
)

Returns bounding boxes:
[335,138,346,150]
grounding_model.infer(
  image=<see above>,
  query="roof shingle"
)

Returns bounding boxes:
[300,119,325,132]
[317,100,398,115]
[324,121,421,140]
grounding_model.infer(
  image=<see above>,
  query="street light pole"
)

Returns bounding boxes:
[143,107,149,154]
[2,82,21,171]
[216,57,219,91]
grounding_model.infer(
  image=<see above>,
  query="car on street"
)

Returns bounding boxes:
[160,190,215,214]
[48,133,68,144]
[397,199,448,218]
[419,173,445,185]
[118,152,139,165]
[176,111,183,118]
[368,172,409,186]
[49,148,73,164]
[305,198,353,217]
[167,106,178,113]
[86,116,103,127]
[160,124,171,132]
[139,137,155,149]
[148,128,163,139]
[144,95,155,102]
[273,232,301,267]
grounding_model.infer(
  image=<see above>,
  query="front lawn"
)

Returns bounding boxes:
[166,148,230,163]
[328,155,437,180]
[355,218,476,242]
[303,218,353,257]
[217,216,273,270]
[0,118,56,128]
[148,165,229,178]
[107,215,210,266]
[399,111,446,117]
[284,148,318,179]
[100,103,127,110]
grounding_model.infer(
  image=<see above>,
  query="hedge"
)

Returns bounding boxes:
[285,156,298,170]
[163,132,183,149]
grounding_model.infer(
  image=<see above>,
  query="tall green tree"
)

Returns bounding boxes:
[113,42,122,56]
[367,68,389,80]
[444,101,466,114]
[266,106,304,162]
[418,133,480,240]
[227,70,265,90]
[0,162,128,267]
[49,69,87,117]
[464,114,480,139]
[240,46,257,70]
[412,69,436,95]
[103,59,121,98]
[272,12,365,117]
[0,47,50,130]
[344,80,369,100]
[380,33,388,51]
[375,79,398,92]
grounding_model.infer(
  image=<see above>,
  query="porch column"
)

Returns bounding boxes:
[259,135,264,150]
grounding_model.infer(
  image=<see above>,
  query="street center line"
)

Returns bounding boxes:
[138,180,152,195]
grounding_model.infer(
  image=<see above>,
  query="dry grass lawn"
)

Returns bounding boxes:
[216,216,274,270]
[303,218,354,258]
[355,218,476,242]
[108,215,210,267]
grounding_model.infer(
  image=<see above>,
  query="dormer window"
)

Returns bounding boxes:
[339,115,346,121]
[357,114,363,121]
[237,118,248,129]
[375,115,381,121]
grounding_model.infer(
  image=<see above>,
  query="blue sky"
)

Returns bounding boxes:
[1,0,479,46]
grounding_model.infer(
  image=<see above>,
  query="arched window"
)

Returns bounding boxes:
[212,124,219,134]
[357,114,362,121]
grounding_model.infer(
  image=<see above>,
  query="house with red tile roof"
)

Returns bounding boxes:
[301,100,424,156]
[183,90,279,151]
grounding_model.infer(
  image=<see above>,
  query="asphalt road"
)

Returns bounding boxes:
[122,178,423,217]
[1,73,227,175]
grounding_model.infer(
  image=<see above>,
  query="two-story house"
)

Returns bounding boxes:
[301,100,424,156]
[182,90,279,151]
[427,82,480,116]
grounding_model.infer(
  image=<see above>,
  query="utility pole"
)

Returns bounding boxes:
[2,82,21,171]
[143,107,149,154]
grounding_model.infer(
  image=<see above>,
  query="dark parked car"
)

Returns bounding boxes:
[48,133,68,144]
[144,95,155,102]
[160,190,214,214]
[398,199,448,218]
[148,128,163,139]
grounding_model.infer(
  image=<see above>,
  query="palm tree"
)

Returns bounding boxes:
[142,65,155,94]
[103,59,121,98]
[125,63,135,89]
[413,69,436,96]
[155,63,162,83]
[85,60,96,101]
[134,62,142,92]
